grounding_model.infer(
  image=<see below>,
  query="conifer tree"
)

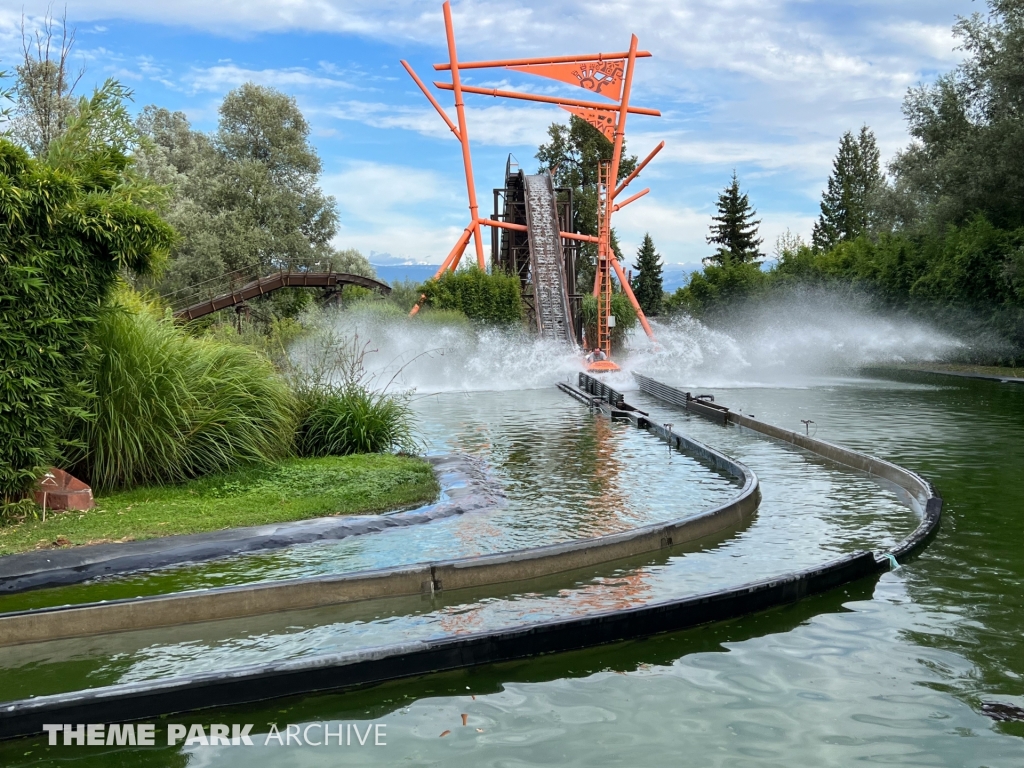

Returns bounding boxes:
[630,233,664,315]
[812,126,882,250]
[706,171,762,265]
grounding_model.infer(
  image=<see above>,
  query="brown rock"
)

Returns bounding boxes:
[33,468,95,512]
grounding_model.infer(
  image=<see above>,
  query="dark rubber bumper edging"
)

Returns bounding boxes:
[0,403,759,649]
[0,551,876,740]
[0,375,940,739]
[0,454,505,595]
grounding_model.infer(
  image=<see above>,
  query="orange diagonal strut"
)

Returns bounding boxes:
[403,3,664,344]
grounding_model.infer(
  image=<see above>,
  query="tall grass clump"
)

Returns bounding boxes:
[295,386,414,457]
[68,295,296,490]
[288,317,416,457]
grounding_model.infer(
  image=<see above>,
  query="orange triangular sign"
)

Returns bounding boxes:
[560,106,616,141]
[508,60,625,100]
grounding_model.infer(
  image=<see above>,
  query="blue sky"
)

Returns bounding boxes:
[1,0,976,269]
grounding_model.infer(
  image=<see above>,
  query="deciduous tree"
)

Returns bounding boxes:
[9,10,83,156]
[134,86,369,304]
[536,116,637,289]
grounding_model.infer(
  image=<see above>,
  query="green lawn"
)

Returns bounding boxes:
[903,362,1024,379]
[0,454,439,556]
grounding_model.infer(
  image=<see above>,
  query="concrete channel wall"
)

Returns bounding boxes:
[0,390,759,648]
[632,374,942,562]
[0,374,941,740]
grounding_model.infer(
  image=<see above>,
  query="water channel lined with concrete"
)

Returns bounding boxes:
[0,367,1021,766]
[0,387,917,704]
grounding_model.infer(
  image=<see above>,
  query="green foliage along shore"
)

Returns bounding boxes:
[666,1,1024,362]
[418,266,523,325]
[68,296,296,491]
[1,74,418,513]
[0,454,438,557]
[631,233,664,316]
[0,110,173,503]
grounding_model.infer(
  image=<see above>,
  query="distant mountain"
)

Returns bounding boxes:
[660,263,699,293]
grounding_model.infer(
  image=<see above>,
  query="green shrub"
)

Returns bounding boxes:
[67,295,296,491]
[385,279,426,312]
[667,261,768,318]
[413,307,471,327]
[296,385,414,457]
[0,132,173,503]
[419,266,522,324]
[284,317,417,457]
[205,314,306,370]
[581,292,637,351]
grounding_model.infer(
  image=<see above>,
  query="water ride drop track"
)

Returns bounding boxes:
[0,374,940,740]
[403,1,662,357]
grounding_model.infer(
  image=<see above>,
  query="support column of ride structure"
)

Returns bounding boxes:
[402,2,664,361]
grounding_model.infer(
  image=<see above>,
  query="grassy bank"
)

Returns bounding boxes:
[902,363,1024,379]
[0,454,438,556]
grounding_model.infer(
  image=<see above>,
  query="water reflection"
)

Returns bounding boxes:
[0,386,918,701]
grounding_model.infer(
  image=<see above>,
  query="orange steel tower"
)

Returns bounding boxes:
[403,2,663,367]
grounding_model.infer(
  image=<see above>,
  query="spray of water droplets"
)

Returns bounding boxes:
[295,292,964,395]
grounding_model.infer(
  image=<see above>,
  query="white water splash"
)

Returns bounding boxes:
[298,292,963,395]
[300,305,583,394]
[622,290,963,388]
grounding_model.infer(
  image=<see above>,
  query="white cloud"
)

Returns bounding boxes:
[183,63,356,94]
[317,99,554,146]
[878,21,959,63]
[614,195,817,264]
[629,130,836,176]
[0,0,974,262]
[322,160,468,261]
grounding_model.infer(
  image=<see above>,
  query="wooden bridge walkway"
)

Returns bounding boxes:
[172,271,391,321]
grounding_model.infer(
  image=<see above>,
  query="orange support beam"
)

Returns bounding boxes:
[561,231,600,244]
[614,141,664,198]
[432,82,661,116]
[610,256,657,341]
[434,51,652,70]
[404,4,663,350]
[613,187,649,212]
[479,217,527,232]
[401,60,461,140]
[408,225,473,316]
[442,1,486,270]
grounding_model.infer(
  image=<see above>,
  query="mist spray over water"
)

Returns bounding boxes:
[626,288,964,388]
[295,291,964,395]
[294,305,583,394]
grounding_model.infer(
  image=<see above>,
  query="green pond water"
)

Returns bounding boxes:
[1,369,1022,766]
